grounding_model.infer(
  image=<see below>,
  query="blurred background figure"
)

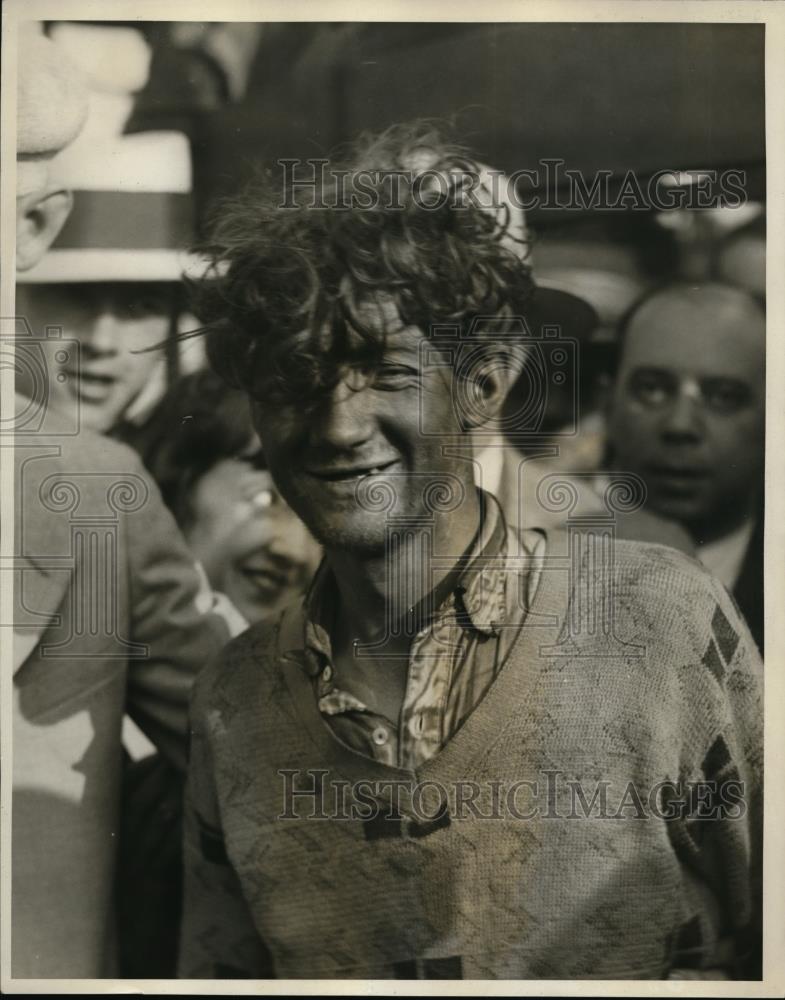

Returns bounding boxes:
[12,23,231,980]
[715,211,765,300]
[13,23,223,979]
[15,128,204,447]
[143,370,323,628]
[17,20,205,451]
[528,215,671,473]
[605,283,765,649]
[15,24,87,271]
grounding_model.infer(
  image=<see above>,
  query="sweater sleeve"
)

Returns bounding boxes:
[666,570,763,979]
[178,665,275,979]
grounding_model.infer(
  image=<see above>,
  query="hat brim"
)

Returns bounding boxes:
[525,283,599,342]
[16,248,208,284]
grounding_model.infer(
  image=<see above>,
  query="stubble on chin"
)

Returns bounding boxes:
[307,516,390,559]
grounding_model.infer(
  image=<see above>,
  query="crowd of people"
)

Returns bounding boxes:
[10,21,764,982]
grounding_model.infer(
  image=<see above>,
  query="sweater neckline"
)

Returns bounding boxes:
[277,528,570,803]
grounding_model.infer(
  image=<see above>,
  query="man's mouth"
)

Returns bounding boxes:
[307,459,399,482]
[64,369,116,404]
[648,463,710,480]
[646,463,711,496]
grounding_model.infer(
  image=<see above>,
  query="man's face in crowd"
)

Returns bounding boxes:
[250,300,472,557]
[607,286,765,539]
[185,445,322,625]
[17,281,172,433]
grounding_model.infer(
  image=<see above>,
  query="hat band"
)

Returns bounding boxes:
[52,190,194,251]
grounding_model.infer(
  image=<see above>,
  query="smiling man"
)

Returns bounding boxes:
[178,126,763,981]
[606,283,765,649]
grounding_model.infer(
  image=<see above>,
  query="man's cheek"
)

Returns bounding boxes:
[611,412,647,456]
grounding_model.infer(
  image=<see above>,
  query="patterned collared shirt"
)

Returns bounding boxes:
[299,490,544,770]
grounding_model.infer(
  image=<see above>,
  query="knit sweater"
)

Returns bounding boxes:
[178,533,762,980]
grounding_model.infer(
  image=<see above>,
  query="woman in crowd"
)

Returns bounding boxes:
[143,367,322,629]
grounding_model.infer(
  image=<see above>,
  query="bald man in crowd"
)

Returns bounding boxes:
[606,283,765,649]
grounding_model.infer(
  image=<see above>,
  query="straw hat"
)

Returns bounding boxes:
[17,129,205,283]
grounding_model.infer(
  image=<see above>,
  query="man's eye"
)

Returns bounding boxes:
[371,364,419,390]
[136,299,167,317]
[702,379,751,414]
[629,371,674,408]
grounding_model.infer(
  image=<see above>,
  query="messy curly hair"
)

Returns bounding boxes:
[188,121,536,405]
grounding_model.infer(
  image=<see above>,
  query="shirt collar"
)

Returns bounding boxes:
[452,487,508,637]
[299,488,509,674]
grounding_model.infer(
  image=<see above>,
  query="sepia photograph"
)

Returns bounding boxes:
[1,0,782,993]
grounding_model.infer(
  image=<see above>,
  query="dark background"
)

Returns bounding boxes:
[121,21,765,225]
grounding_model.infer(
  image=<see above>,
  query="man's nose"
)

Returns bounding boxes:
[82,310,120,355]
[660,387,705,442]
[312,377,374,450]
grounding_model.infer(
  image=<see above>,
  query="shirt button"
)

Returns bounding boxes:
[372,726,388,746]
[322,665,333,682]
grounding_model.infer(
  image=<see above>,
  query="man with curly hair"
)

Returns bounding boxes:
[178,125,762,981]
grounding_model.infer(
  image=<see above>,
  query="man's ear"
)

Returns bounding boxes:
[459,344,527,430]
[16,188,73,271]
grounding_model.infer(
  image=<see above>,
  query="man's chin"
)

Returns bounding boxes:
[283,492,391,556]
[65,395,123,435]
[317,526,389,559]
[45,391,112,435]
[648,493,710,528]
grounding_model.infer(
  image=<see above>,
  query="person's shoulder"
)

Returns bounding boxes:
[15,395,147,476]
[610,536,732,613]
[547,528,753,645]
[48,427,143,472]
[612,538,760,668]
[190,612,292,717]
[531,523,705,585]
[614,507,695,555]
[612,535,707,584]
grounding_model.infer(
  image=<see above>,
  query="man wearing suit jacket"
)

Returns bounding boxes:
[9,27,228,978]
[605,283,765,651]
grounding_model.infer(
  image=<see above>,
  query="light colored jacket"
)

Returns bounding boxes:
[11,400,229,978]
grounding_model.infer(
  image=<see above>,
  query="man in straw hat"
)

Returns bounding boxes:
[16,127,205,447]
[11,25,228,978]
[178,123,762,980]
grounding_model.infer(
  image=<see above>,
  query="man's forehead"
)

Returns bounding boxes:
[623,288,765,371]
